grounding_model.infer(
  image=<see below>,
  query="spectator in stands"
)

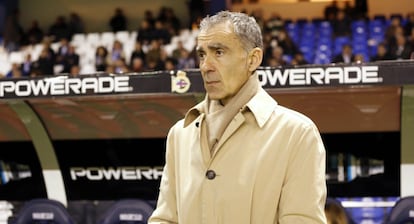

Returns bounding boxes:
[6,63,23,78]
[130,57,146,73]
[264,12,285,38]
[95,45,110,72]
[109,7,127,32]
[276,29,300,57]
[403,12,414,37]
[129,41,146,69]
[332,9,352,38]
[54,37,70,73]
[324,0,339,22]
[48,15,71,42]
[143,9,156,28]
[113,58,129,74]
[353,0,368,20]
[109,40,126,65]
[384,16,404,49]
[149,11,327,224]
[188,38,200,67]
[266,46,288,67]
[370,42,395,61]
[61,45,80,74]
[353,53,365,63]
[407,27,414,51]
[25,20,44,45]
[343,1,355,19]
[136,19,155,46]
[187,0,206,29]
[70,64,81,76]
[32,47,54,75]
[261,32,275,66]
[68,12,85,36]
[152,19,171,45]
[146,58,165,72]
[164,57,178,71]
[172,40,186,60]
[290,52,309,65]
[157,7,181,37]
[58,37,70,56]
[332,44,355,63]
[176,48,196,69]
[3,8,24,52]
[324,198,350,224]
[145,39,163,69]
[389,34,412,60]
[20,54,34,77]
[39,38,57,65]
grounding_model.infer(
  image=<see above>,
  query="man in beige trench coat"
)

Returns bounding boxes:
[149,10,327,224]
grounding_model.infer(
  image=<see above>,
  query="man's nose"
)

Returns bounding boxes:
[200,55,213,72]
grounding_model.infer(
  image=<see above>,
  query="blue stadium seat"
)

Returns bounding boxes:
[285,21,300,44]
[301,22,316,40]
[351,20,367,32]
[313,52,331,65]
[352,21,368,40]
[8,198,75,224]
[299,45,314,63]
[96,199,154,224]
[383,196,414,224]
[295,18,308,27]
[318,21,333,39]
[334,36,351,55]
[367,19,386,57]
[369,19,385,35]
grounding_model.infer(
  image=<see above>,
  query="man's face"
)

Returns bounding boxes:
[196,21,251,104]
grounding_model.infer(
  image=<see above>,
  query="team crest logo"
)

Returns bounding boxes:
[171,70,191,93]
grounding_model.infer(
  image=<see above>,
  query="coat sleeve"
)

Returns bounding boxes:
[148,124,179,224]
[278,122,328,224]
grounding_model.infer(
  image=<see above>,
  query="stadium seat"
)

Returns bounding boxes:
[351,20,367,32]
[8,198,75,224]
[100,32,116,49]
[96,199,155,224]
[299,45,314,63]
[8,51,24,64]
[333,36,351,55]
[86,32,101,48]
[318,21,333,40]
[115,31,130,44]
[0,59,12,75]
[313,52,331,65]
[71,33,86,46]
[285,21,300,44]
[301,22,316,40]
[383,196,414,224]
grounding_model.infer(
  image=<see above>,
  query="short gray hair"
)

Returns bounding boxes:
[199,11,263,51]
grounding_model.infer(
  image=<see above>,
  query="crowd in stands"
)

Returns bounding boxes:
[1,4,414,78]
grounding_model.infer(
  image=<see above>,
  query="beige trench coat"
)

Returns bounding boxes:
[149,87,327,224]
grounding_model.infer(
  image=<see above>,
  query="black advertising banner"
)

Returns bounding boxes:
[0,60,413,100]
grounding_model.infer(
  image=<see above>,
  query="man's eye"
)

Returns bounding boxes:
[216,50,224,56]
[197,52,205,59]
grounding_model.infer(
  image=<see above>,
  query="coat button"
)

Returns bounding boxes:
[195,122,199,127]
[206,170,216,180]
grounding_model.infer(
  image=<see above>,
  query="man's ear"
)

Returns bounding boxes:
[248,47,263,72]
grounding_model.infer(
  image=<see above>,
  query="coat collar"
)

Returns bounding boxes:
[183,87,278,128]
